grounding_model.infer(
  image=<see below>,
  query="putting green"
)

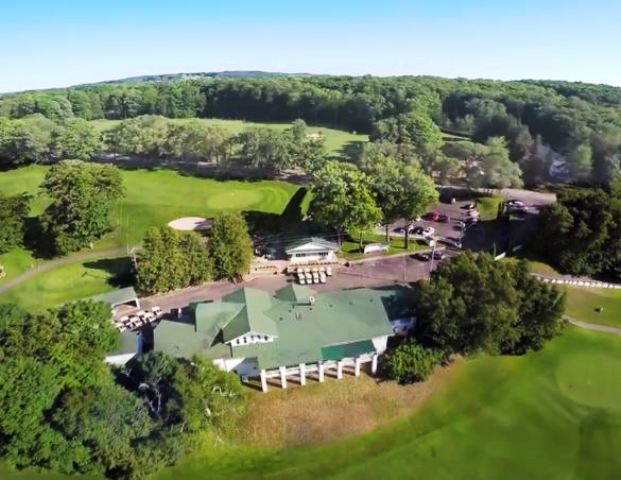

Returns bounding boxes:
[555,351,621,411]
[205,189,264,210]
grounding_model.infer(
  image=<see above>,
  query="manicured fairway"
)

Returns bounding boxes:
[564,285,621,328]
[5,328,619,480]
[0,165,303,286]
[89,118,368,156]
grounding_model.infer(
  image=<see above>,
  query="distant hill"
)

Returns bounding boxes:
[77,71,314,87]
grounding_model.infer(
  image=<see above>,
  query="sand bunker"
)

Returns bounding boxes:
[167,217,213,231]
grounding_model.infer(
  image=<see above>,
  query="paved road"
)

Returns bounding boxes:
[0,247,133,295]
[566,316,621,337]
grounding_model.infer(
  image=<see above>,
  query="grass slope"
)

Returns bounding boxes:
[89,118,368,156]
[150,328,621,480]
[3,320,621,479]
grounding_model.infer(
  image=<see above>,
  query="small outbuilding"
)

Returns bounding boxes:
[105,330,143,365]
[90,287,140,310]
[285,237,339,263]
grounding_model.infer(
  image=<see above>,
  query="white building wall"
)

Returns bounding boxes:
[105,352,136,366]
[212,357,260,377]
[372,335,389,354]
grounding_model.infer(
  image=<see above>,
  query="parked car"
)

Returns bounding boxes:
[507,199,525,207]
[454,221,465,231]
[509,204,529,214]
[432,251,446,260]
[422,226,435,237]
[424,211,441,221]
[394,226,406,234]
[438,214,449,222]
[413,252,431,261]
[466,209,480,218]
[411,226,424,235]
[461,203,476,210]
[464,216,479,225]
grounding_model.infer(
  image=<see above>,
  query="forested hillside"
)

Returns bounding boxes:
[1,75,620,185]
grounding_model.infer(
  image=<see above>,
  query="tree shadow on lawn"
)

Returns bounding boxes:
[82,257,134,288]
[23,216,55,260]
[244,186,313,234]
[338,140,366,163]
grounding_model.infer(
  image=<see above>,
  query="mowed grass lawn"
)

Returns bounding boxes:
[0,257,131,311]
[564,286,621,328]
[6,328,620,480]
[89,118,368,156]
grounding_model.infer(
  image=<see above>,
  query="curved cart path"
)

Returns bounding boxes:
[565,316,621,337]
[0,247,132,295]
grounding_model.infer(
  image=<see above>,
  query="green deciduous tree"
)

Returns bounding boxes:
[208,212,254,280]
[174,355,246,433]
[0,192,31,254]
[414,253,565,356]
[137,226,212,294]
[309,160,381,246]
[384,341,443,384]
[362,157,438,246]
[533,186,621,278]
[39,161,125,255]
[54,118,101,160]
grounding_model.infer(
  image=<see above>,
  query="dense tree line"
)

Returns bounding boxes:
[106,116,327,173]
[0,115,100,167]
[532,185,621,279]
[2,75,620,184]
[137,212,253,294]
[0,301,246,479]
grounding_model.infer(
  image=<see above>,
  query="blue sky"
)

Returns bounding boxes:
[0,0,619,92]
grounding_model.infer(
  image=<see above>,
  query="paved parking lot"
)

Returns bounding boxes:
[141,187,556,316]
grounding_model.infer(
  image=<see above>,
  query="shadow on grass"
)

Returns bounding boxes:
[338,140,366,162]
[82,257,134,288]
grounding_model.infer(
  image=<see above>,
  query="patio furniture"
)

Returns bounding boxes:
[326,266,333,276]
[299,275,306,285]
[320,272,327,283]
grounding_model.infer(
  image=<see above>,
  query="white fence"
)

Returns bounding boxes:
[532,273,621,290]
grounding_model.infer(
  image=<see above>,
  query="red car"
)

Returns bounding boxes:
[424,211,441,222]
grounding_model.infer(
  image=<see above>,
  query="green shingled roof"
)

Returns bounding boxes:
[273,284,316,304]
[233,288,394,369]
[107,331,140,357]
[321,339,375,361]
[90,287,138,307]
[154,285,412,369]
[153,318,231,360]
[220,287,278,341]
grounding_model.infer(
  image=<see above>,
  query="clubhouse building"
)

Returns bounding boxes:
[153,284,411,392]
